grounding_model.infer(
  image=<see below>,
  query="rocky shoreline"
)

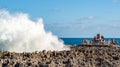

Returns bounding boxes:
[0,45,120,67]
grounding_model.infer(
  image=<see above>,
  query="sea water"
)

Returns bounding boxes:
[61,38,120,45]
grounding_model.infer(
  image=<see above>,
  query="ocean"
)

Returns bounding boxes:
[61,38,120,45]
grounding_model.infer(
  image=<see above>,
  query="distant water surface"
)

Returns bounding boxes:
[61,38,120,45]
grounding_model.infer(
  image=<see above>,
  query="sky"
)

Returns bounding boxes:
[0,0,120,38]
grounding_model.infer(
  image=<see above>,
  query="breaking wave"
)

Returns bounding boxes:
[0,10,69,52]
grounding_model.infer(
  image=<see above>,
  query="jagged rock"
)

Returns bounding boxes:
[0,45,119,67]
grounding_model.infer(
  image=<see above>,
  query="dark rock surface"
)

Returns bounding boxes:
[0,45,120,67]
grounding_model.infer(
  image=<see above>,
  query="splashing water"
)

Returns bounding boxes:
[0,10,69,52]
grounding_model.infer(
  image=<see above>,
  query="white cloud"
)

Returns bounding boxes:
[50,8,60,12]
[112,0,119,3]
[88,16,94,20]
[45,21,120,38]
[77,16,94,24]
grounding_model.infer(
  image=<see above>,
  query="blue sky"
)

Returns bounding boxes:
[0,0,120,38]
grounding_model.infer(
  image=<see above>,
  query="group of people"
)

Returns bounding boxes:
[82,34,119,46]
[93,34,105,45]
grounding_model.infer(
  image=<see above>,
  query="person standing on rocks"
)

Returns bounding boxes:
[100,35,105,45]
[93,34,105,45]
[82,39,88,45]
[110,39,119,45]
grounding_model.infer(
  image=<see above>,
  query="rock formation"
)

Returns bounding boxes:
[0,45,120,67]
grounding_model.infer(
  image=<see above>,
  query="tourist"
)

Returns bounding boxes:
[100,35,105,45]
[96,34,104,45]
[82,39,89,45]
[109,38,119,45]
[93,36,97,45]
